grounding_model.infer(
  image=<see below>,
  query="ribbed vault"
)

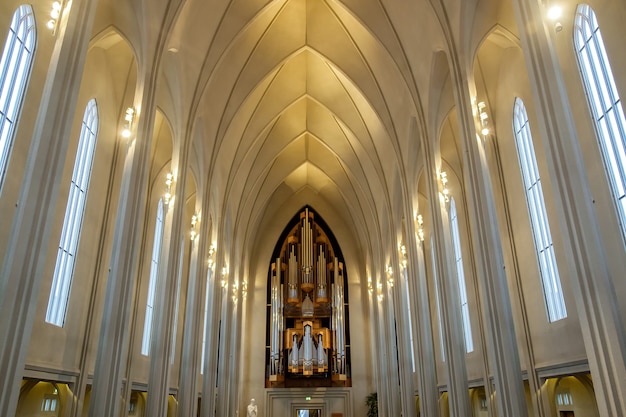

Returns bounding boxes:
[157,0,446,271]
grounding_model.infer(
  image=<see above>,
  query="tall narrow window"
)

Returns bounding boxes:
[449,198,473,353]
[46,99,99,326]
[170,239,184,364]
[402,267,416,372]
[142,198,165,355]
[201,267,213,372]
[513,98,567,322]
[574,4,626,240]
[0,5,36,189]
[430,236,446,362]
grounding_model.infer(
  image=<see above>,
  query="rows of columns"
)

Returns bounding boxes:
[381,1,626,417]
[0,0,232,415]
[1,0,626,416]
[0,0,99,414]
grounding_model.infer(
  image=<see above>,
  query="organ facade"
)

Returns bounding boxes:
[266,207,350,388]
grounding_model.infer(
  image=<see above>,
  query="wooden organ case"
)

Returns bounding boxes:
[266,207,351,388]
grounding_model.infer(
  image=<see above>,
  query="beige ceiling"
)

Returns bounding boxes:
[166,0,439,246]
[92,0,512,265]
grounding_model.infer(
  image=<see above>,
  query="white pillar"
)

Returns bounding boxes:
[420,122,472,417]
[88,67,159,417]
[447,57,529,417]
[393,262,418,417]
[200,254,222,417]
[403,205,439,417]
[178,211,210,417]
[145,125,193,417]
[0,1,97,415]
[512,0,626,414]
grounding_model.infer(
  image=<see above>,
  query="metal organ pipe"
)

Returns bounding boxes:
[301,210,313,277]
[288,244,298,301]
[266,208,350,386]
[306,209,311,268]
[333,258,346,377]
[279,281,283,375]
[270,260,281,378]
[317,244,327,300]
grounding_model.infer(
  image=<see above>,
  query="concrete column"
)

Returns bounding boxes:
[227,272,243,417]
[178,215,210,417]
[446,53,529,416]
[144,190,185,416]
[394,260,418,417]
[384,275,402,417]
[403,211,439,417]
[369,270,385,415]
[215,277,233,417]
[200,260,222,417]
[145,120,194,417]
[87,64,160,417]
[377,267,399,417]
[70,115,130,417]
[484,121,549,417]
[419,123,471,417]
[512,0,626,415]
[0,1,97,415]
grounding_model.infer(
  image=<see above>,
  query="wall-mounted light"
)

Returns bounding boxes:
[547,5,563,32]
[399,244,408,269]
[207,243,216,269]
[477,101,490,136]
[47,1,63,34]
[232,281,239,302]
[416,214,425,242]
[221,266,228,289]
[164,173,173,205]
[242,281,248,298]
[385,265,394,287]
[190,214,198,241]
[121,107,135,138]
[439,171,449,202]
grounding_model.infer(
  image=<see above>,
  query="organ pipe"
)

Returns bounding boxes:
[269,259,284,379]
[288,244,298,302]
[317,244,327,301]
[265,207,350,387]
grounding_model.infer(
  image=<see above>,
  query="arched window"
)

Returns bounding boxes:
[0,5,36,189]
[513,98,567,322]
[46,99,99,326]
[142,198,165,355]
[574,4,626,241]
[450,198,473,353]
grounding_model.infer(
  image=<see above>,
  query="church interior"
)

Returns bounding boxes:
[1,0,626,416]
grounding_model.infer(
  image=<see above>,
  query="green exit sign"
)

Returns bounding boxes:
[305,396,311,401]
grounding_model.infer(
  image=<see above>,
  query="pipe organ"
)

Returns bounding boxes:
[266,208,350,387]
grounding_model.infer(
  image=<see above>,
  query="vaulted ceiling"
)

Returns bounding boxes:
[92,0,508,266]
